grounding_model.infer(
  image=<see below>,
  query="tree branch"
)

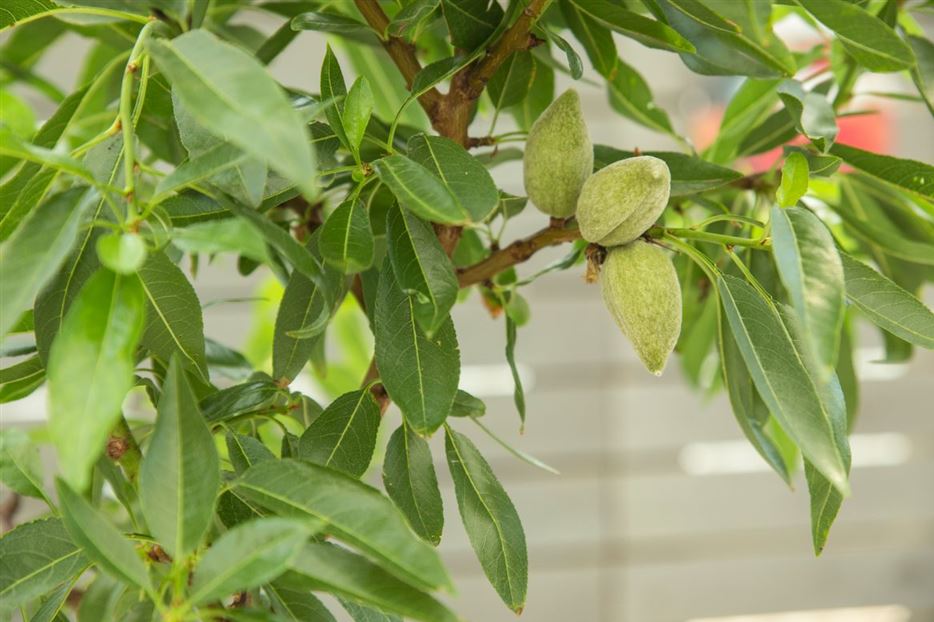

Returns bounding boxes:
[457,221,582,287]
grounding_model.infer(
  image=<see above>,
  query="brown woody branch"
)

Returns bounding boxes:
[457,221,582,288]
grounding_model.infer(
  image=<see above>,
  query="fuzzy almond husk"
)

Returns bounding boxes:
[577,156,671,247]
[601,240,682,375]
[523,89,593,218]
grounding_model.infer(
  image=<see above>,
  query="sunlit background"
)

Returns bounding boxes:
[2,5,933,622]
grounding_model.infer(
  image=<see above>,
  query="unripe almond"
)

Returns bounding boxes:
[577,156,671,247]
[523,89,593,218]
[600,240,681,375]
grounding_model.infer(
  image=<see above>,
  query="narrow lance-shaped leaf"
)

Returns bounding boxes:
[374,260,460,435]
[445,427,527,613]
[0,355,45,404]
[56,480,151,591]
[0,518,87,614]
[48,269,145,492]
[320,44,349,150]
[0,428,47,501]
[0,188,96,337]
[565,0,694,53]
[372,155,467,224]
[840,253,934,348]
[386,203,458,338]
[829,143,934,201]
[776,80,838,152]
[138,251,209,380]
[592,146,742,195]
[234,459,452,592]
[298,389,381,478]
[488,51,535,109]
[319,199,374,273]
[148,30,317,198]
[288,543,458,622]
[139,355,220,559]
[267,579,338,622]
[342,76,373,157]
[717,274,850,494]
[505,315,526,427]
[273,270,328,383]
[770,206,845,380]
[226,432,276,475]
[382,424,444,545]
[775,152,809,207]
[189,518,316,606]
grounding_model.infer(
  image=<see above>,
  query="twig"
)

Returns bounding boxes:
[0,492,21,532]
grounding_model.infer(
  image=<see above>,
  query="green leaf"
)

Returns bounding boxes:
[288,543,458,622]
[449,389,486,418]
[28,575,76,622]
[407,134,499,223]
[202,381,281,425]
[718,316,793,484]
[386,204,458,338]
[374,260,460,435]
[776,80,838,152]
[0,188,96,337]
[234,459,452,591]
[771,206,845,381]
[388,0,439,38]
[796,0,916,72]
[565,0,694,53]
[775,152,810,207]
[907,34,934,115]
[0,518,87,614]
[343,76,373,156]
[606,56,675,135]
[382,424,444,545]
[226,432,276,474]
[96,233,147,275]
[441,0,502,50]
[138,251,209,379]
[0,428,46,500]
[56,480,151,591]
[829,143,934,201]
[654,0,795,77]
[291,12,371,35]
[299,389,381,478]
[319,199,374,273]
[189,518,315,606]
[267,580,337,622]
[560,0,618,77]
[505,315,526,427]
[717,274,850,494]
[48,270,145,492]
[840,253,934,348]
[148,30,316,198]
[372,155,465,224]
[139,355,220,559]
[705,78,779,163]
[593,147,741,196]
[488,51,535,109]
[341,599,401,622]
[0,355,45,404]
[320,45,349,150]
[445,427,527,613]
[0,0,57,31]
[273,271,328,383]
[541,30,583,80]
[508,56,554,131]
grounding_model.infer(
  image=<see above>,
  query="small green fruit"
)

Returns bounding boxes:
[600,240,681,375]
[577,155,671,247]
[523,89,593,218]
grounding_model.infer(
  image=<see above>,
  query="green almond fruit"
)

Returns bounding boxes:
[577,155,671,247]
[523,88,593,218]
[601,240,682,375]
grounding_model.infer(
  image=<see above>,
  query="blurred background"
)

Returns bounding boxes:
[2,5,934,622]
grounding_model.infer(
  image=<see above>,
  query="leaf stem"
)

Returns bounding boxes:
[652,226,771,250]
[119,20,156,220]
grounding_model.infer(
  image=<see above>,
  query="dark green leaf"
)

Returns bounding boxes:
[227,432,276,474]
[449,389,486,418]
[593,146,742,195]
[149,30,316,197]
[190,518,316,605]
[202,380,281,424]
[372,156,462,223]
[273,271,328,383]
[28,576,75,622]
[299,389,381,478]
[907,34,934,115]
[560,0,618,77]
[0,0,58,31]
[382,424,444,545]
[796,0,916,72]
[0,188,96,337]
[319,199,374,273]
[441,0,502,50]
[542,30,583,79]
[139,356,220,558]
[267,580,337,622]
[606,56,675,135]
[0,355,45,404]
[138,251,208,379]
[0,518,87,614]
[776,80,838,152]
[407,134,499,223]
[48,270,144,492]
[374,261,460,435]
[505,315,526,426]
[705,78,779,163]
[291,12,371,35]
[566,0,694,53]
[840,253,934,348]
[343,76,373,156]
[320,45,349,150]
[488,51,535,108]
[829,143,933,201]
[771,206,845,379]
[0,428,46,500]
[508,56,554,131]
[445,427,527,612]
[234,459,452,591]
[386,204,458,338]
[718,274,849,493]
[389,0,439,38]
[56,480,151,591]
[341,599,401,622]
[288,543,458,622]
